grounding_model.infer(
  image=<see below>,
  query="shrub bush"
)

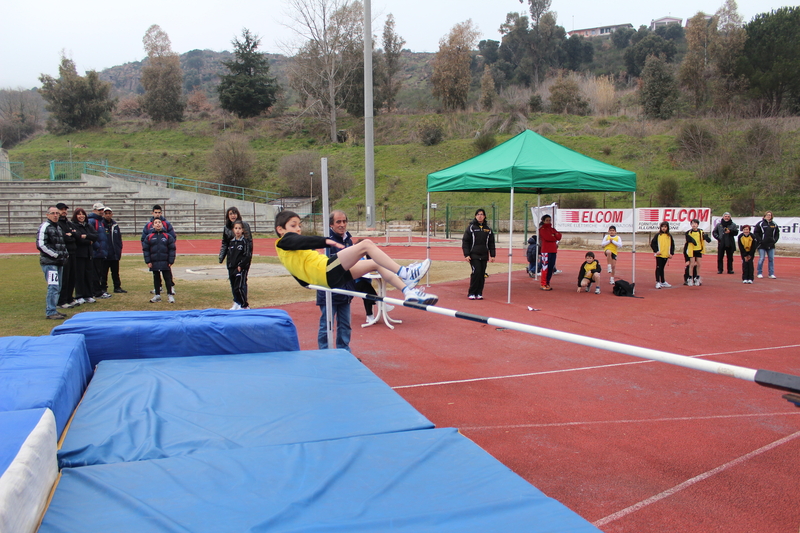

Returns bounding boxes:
[473,131,497,154]
[417,117,444,146]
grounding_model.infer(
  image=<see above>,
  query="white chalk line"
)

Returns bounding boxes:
[460,411,800,431]
[592,429,800,528]
[392,343,800,390]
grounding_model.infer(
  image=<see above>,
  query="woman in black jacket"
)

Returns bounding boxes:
[461,208,496,300]
[754,211,780,279]
[219,207,253,263]
[71,208,97,304]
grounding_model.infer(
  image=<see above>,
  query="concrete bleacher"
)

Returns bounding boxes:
[0,176,278,237]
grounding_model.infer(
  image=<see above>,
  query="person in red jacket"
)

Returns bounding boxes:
[538,214,562,291]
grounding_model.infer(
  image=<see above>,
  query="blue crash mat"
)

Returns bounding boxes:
[51,309,300,367]
[42,428,600,533]
[58,350,434,468]
[0,335,91,438]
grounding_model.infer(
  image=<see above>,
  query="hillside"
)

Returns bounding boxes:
[9,113,800,224]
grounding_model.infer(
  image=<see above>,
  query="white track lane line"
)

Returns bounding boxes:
[460,411,800,431]
[592,430,800,528]
[392,343,800,390]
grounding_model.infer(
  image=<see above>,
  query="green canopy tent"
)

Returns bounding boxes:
[426,129,637,302]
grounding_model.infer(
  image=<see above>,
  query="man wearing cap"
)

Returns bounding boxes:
[88,202,112,299]
[102,207,126,294]
[37,206,69,319]
[712,212,739,275]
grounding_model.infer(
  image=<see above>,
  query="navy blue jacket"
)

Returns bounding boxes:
[142,230,176,271]
[104,218,123,261]
[141,216,176,242]
[316,228,355,306]
[87,212,107,259]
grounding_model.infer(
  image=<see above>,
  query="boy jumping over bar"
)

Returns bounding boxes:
[275,210,438,305]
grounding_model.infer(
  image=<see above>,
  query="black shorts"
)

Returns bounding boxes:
[326,254,353,289]
[606,251,617,260]
[692,251,703,258]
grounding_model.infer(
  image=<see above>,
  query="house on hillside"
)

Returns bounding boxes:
[650,16,682,31]
[567,23,633,38]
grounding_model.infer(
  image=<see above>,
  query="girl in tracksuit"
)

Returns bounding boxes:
[538,214,561,290]
[461,209,495,300]
[650,222,675,289]
[226,221,252,309]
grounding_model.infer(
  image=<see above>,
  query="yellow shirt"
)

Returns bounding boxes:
[656,233,672,258]
[602,235,622,254]
[687,229,706,255]
[275,234,330,287]
[740,234,754,253]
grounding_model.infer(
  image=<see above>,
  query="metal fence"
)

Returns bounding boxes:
[0,161,24,180]
[49,161,281,204]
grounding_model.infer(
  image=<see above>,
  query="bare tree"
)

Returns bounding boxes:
[284,0,363,142]
[208,133,255,187]
[431,20,480,111]
[0,88,45,146]
[380,14,405,112]
[141,25,185,122]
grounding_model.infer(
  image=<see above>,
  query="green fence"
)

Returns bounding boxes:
[49,161,280,204]
[0,162,24,180]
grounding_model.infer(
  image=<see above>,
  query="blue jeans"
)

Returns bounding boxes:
[318,301,351,351]
[41,264,63,316]
[757,248,775,276]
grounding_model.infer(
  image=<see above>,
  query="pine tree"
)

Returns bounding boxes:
[217,29,279,119]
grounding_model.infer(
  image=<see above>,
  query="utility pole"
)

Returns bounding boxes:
[364,0,376,228]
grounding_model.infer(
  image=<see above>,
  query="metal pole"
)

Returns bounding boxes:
[364,0,375,228]
[507,188,515,304]
[632,191,637,289]
[321,158,334,349]
[307,284,800,398]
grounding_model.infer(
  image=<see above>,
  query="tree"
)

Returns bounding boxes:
[565,34,593,71]
[709,0,747,110]
[611,27,635,49]
[217,29,280,118]
[431,20,480,110]
[140,25,185,122]
[549,74,590,115]
[0,88,45,146]
[378,14,405,113]
[624,33,677,77]
[738,6,800,115]
[480,65,497,110]
[679,13,715,111]
[640,54,678,119]
[208,133,255,187]
[522,0,551,27]
[285,0,364,143]
[38,55,115,134]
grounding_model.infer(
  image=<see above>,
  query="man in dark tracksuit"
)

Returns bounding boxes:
[88,202,111,299]
[103,207,126,293]
[37,206,69,319]
[712,212,738,274]
[56,203,78,308]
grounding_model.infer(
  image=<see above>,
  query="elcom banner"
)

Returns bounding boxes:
[552,208,712,232]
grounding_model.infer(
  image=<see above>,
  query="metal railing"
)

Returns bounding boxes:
[0,161,24,180]
[49,161,281,204]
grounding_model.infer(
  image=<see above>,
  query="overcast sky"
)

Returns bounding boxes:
[1,0,779,89]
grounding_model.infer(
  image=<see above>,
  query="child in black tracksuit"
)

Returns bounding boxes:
[737,225,758,284]
[525,235,538,278]
[142,219,176,303]
[226,221,252,309]
[576,252,602,294]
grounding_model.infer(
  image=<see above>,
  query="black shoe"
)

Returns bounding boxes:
[717,270,723,274]
[114,288,128,293]
[46,314,66,320]
[56,312,67,317]
[727,271,735,274]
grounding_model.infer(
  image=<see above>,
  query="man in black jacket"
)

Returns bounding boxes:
[713,212,738,274]
[56,202,78,309]
[37,206,69,319]
[103,207,127,293]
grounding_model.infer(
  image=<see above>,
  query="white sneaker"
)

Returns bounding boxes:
[607,265,612,273]
[364,314,375,324]
[655,282,662,289]
[769,275,777,279]
[661,282,671,288]
[398,259,430,288]
[609,276,615,285]
[695,277,702,286]
[687,278,694,286]
[230,302,241,310]
[743,280,748,284]
[150,295,161,303]
[403,286,438,305]
[757,274,763,279]
[75,298,86,305]
[554,270,563,275]
[168,295,175,304]
[85,297,96,303]
[595,287,601,294]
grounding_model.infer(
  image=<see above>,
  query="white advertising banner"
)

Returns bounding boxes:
[551,207,712,232]
[718,217,800,245]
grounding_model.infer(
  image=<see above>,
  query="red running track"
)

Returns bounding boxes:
[6,239,800,532]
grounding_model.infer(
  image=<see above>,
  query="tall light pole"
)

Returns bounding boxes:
[309,172,314,215]
[364,0,375,228]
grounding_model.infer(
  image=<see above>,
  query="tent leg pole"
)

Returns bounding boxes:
[426,192,431,287]
[508,188,514,304]
[632,191,636,289]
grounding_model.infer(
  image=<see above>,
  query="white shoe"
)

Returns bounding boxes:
[687,278,694,286]
[757,274,763,279]
[85,297,96,303]
[230,302,241,310]
[609,276,614,285]
[150,295,161,303]
[655,282,662,289]
[607,265,612,273]
[595,287,601,294]
[75,298,86,305]
[398,259,430,288]
[168,295,175,304]
[769,275,777,279]
[554,270,562,275]
[403,286,438,305]
[743,280,748,284]
[364,314,375,324]
[661,282,671,288]
[695,277,702,286]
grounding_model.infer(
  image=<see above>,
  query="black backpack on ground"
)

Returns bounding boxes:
[612,279,635,297]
